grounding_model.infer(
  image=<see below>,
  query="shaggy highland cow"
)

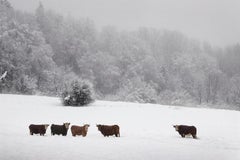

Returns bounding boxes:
[29,124,49,136]
[71,124,90,137]
[173,125,197,139]
[51,123,70,136]
[96,124,120,137]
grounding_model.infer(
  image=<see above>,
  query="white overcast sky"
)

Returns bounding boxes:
[8,0,240,47]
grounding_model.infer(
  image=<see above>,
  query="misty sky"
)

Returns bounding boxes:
[8,0,240,47]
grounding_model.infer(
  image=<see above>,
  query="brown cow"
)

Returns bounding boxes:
[29,124,49,136]
[96,124,120,137]
[173,125,197,139]
[71,124,90,137]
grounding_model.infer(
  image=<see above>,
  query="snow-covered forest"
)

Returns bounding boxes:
[1,0,240,109]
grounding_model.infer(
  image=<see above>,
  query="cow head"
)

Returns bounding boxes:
[96,124,101,131]
[44,124,49,130]
[84,124,90,132]
[64,123,71,129]
[173,125,179,131]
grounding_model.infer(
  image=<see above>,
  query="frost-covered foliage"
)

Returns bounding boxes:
[0,1,57,94]
[62,80,94,106]
[1,0,240,109]
[116,77,157,104]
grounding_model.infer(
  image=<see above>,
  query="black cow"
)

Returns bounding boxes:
[29,124,49,136]
[51,123,70,136]
[96,124,120,137]
[173,125,197,139]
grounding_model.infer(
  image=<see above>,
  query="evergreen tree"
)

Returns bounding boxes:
[62,80,94,106]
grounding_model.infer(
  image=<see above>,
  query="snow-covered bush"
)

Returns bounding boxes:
[61,80,94,106]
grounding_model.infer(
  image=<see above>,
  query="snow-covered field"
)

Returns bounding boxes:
[0,94,240,160]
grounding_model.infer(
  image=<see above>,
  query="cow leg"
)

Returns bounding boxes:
[181,134,185,138]
[192,134,197,139]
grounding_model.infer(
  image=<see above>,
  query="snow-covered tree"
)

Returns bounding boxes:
[0,1,56,94]
[229,75,240,107]
[62,80,94,106]
[116,76,157,104]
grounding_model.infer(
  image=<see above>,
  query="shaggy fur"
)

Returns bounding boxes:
[29,124,49,136]
[96,124,120,137]
[51,123,70,136]
[71,124,90,137]
[173,125,197,139]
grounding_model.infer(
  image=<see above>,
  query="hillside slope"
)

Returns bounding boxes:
[0,94,240,160]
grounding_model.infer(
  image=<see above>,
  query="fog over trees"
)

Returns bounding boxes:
[1,0,240,109]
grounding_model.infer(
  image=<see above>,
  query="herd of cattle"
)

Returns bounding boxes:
[29,123,120,137]
[29,123,197,139]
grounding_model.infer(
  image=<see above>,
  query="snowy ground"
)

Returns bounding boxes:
[0,94,240,160]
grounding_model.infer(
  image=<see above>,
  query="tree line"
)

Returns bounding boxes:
[0,0,240,109]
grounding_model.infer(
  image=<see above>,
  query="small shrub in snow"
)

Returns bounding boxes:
[61,80,94,106]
